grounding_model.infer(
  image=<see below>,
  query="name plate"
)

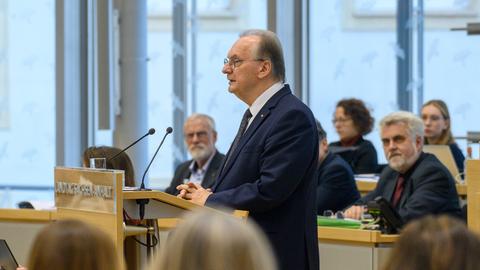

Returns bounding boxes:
[54,167,123,214]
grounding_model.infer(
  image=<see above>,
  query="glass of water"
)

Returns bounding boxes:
[89,158,106,169]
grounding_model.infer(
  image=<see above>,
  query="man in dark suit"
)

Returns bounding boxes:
[165,114,225,195]
[315,120,360,215]
[345,111,461,222]
[177,30,319,270]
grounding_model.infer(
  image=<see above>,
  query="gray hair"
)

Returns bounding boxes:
[185,113,216,132]
[379,111,424,139]
[240,29,286,83]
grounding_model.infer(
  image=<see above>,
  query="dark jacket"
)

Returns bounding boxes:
[207,85,319,270]
[316,152,360,214]
[329,137,378,174]
[164,150,225,195]
[357,152,462,222]
[449,143,465,174]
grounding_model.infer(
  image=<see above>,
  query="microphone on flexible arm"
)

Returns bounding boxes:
[140,127,173,190]
[108,128,156,161]
[138,127,173,220]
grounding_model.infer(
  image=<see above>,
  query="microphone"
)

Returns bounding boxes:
[138,127,173,220]
[140,127,173,190]
[108,128,156,161]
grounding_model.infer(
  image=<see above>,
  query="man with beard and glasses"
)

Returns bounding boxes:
[165,114,225,195]
[344,111,461,223]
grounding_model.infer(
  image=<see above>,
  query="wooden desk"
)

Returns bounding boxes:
[0,187,202,270]
[318,227,398,270]
[155,221,399,270]
[467,160,480,233]
[356,180,467,197]
[0,209,56,265]
[318,226,397,244]
[355,180,378,195]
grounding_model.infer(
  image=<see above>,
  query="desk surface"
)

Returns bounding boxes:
[356,180,466,196]
[123,190,200,210]
[0,209,398,246]
[155,218,398,244]
[0,209,56,222]
[318,226,398,244]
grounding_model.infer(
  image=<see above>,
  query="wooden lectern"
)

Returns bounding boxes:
[54,167,207,270]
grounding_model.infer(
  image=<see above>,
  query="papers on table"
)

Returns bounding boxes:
[355,174,379,182]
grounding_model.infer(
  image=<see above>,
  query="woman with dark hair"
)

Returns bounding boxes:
[83,146,135,187]
[421,99,465,174]
[329,98,378,174]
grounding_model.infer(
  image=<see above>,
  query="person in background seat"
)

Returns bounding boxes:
[165,113,225,195]
[315,120,360,215]
[344,111,461,223]
[329,98,378,174]
[421,99,465,174]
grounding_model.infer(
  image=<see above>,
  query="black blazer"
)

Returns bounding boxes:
[316,152,360,214]
[449,143,465,174]
[329,137,378,174]
[357,152,462,222]
[164,150,225,195]
[207,86,319,270]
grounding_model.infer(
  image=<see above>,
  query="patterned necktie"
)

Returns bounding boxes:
[392,175,405,208]
[223,109,252,167]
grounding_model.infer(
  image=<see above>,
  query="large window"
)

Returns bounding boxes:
[0,0,55,208]
[309,1,398,164]
[309,1,480,163]
[147,0,267,188]
[422,1,480,157]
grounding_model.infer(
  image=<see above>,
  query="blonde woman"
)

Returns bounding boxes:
[148,210,277,270]
[421,99,465,173]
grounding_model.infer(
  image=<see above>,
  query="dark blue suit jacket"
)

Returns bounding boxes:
[316,152,360,214]
[207,85,319,270]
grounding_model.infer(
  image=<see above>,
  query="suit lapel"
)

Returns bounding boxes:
[214,86,291,189]
[202,151,222,188]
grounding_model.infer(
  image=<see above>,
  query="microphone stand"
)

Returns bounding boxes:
[137,127,173,221]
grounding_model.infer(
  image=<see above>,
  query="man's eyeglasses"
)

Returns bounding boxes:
[223,57,266,69]
[185,131,209,140]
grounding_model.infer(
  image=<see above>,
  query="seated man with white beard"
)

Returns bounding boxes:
[344,111,461,223]
[165,114,225,195]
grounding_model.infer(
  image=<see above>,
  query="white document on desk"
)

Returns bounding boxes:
[355,174,380,182]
